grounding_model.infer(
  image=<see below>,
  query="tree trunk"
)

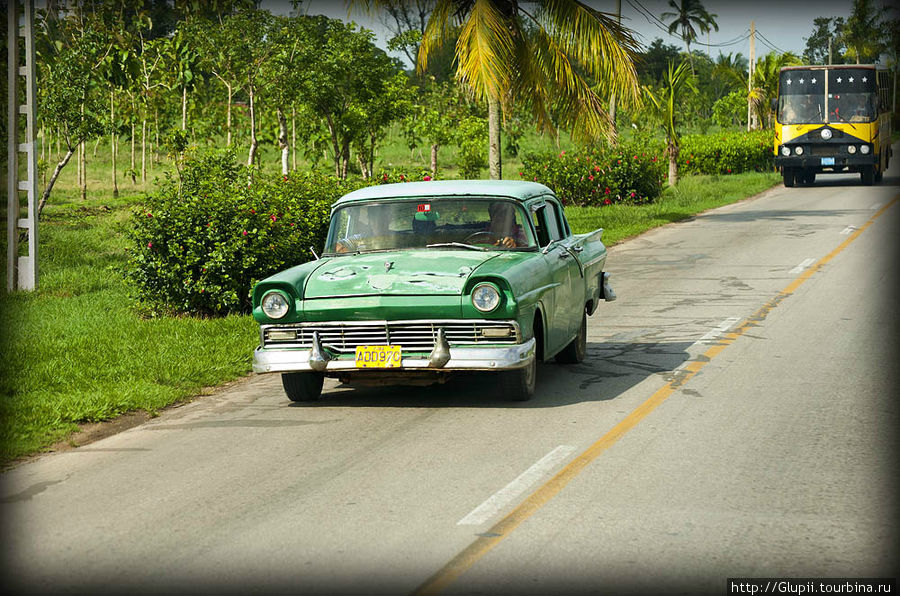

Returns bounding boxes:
[247,87,258,169]
[226,83,233,146]
[357,154,369,180]
[79,140,87,200]
[667,141,679,187]
[130,114,136,184]
[110,91,118,198]
[141,119,147,182]
[488,95,502,180]
[367,132,376,178]
[277,107,289,176]
[291,105,296,171]
[182,85,187,130]
[92,137,101,157]
[341,139,350,179]
[38,148,76,218]
[431,143,439,177]
[325,114,341,178]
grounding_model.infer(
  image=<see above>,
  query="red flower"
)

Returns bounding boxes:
[250,209,256,214]
[146,213,153,218]
[588,175,594,181]
[594,165,600,172]
[423,175,432,181]
[727,168,732,173]
[603,198,611,205]
[617,160,621,164]
[147,242,153,248]
[382,173,388,181]
[399,175,405,181]
[633,155,638,159]
[283,175,288,182]
[604,187,610,194]
[518,171,524,177]
[270,214,277,222]
[630,192,636,198]
[242,230,248,236]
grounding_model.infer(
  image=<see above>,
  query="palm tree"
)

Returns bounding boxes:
[661,0,718,72]
[644,60,697,186]
[362,0,641,179]
[748,51,801,129]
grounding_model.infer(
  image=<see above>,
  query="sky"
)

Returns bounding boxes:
[283,0,878,66]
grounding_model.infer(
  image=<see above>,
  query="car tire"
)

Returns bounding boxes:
[556,310,587,364]
[861,165,875,186]
[783,168,795,188]
[501,356,536,401]
[282,372,325,402]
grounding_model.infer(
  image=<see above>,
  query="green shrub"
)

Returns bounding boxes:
[125,149,365,316]
[678,130,774,175]
[519,140,667,207]
[456,116,488,179]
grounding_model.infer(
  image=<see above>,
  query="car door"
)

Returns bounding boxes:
[529,198,582,355]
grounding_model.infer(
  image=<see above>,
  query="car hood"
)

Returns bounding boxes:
[303,250,501,298]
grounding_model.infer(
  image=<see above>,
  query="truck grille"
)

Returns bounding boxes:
[262,320,520,353]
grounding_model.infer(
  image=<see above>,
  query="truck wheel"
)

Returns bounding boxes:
[874,160,883,183]
[282,372,324,402]
[802,171,816,185]
[860,165,875,186]
[782,167,795,188]
[501,356,536,401]
[556,311,587,364]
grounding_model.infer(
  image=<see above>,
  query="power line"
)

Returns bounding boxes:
[755,30,789,55]
[625,0,750,49]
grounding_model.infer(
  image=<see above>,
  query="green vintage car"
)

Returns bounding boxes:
[251,180,615,402]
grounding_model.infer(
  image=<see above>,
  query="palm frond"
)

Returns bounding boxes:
[417,0,457,74]
[453,0,514,101]
[537,0,641,109]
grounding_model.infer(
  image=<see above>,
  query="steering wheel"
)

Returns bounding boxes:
[464,230,501,244]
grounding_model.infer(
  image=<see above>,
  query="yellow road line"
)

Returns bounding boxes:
[414,196,899,595]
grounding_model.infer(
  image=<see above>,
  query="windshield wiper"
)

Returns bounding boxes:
[425,242,487,251]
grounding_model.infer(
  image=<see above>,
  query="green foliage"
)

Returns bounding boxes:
[677,130,773,175]
[125,149,364,316]
[803,17,847,65]
[455,116,489,179]
[520,141,666,207]
[712,90,747,128]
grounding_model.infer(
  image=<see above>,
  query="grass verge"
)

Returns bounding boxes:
[0,167,781,464]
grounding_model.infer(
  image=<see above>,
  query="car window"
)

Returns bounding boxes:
[546,198,570,239]
[530,204,561,247]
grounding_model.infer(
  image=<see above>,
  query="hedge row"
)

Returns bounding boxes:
[519,141,666,207]
[125,150,437,316]
[520,130,774,206]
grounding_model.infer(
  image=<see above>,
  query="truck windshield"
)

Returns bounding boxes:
[324,198,537,255]
[779,94,825,124]
[828,92,876,123]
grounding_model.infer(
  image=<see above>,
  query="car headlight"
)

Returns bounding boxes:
[794,146,804,156]
[820,128,833,140]
[471,283,501,312]
[780,146,791,157]
[847,144,857,154]
[261,291,290,319]
[860,144,870,155]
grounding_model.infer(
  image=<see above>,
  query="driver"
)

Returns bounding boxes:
[488,202,526,248]
[335,205,391,253]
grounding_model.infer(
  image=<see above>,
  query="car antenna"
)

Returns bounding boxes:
[310,246,320,260]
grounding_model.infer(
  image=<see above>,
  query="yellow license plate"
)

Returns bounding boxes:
[355,345,402,368]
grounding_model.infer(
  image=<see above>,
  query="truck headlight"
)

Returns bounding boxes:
[780,146,790,157]
[471,283,501,312]
[860,144,870,155]
[820,128,833,140]
[261,291,290,319]
[794,146,804,156]
[847,145,857,154]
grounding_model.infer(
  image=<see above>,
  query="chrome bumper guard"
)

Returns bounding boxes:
[253,337,536,374]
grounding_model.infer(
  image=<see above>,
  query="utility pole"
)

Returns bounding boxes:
[747,20,755,132]
[828,35,832,65]
[7,0,39,291]
[608,0,621,144]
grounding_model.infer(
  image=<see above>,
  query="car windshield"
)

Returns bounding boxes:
[324,198,538,255]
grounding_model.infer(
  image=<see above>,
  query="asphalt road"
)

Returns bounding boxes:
[2,154,898,594]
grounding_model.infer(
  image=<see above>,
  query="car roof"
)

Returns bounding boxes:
[333,180,554,207]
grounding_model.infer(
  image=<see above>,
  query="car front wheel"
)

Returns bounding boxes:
[501,356,536,401]
[282,372,325,402]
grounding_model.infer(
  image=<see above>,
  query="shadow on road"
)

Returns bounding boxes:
[291,340,694,409]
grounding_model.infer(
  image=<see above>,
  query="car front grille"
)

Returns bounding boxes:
[262,320,520,353]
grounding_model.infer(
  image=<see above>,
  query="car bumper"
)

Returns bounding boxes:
[775,154,876,169]
[253,338,536,374]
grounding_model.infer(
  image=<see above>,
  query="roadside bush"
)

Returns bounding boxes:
[520,141,666,206]
[125,149,365,316]
[678,130,773,175]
